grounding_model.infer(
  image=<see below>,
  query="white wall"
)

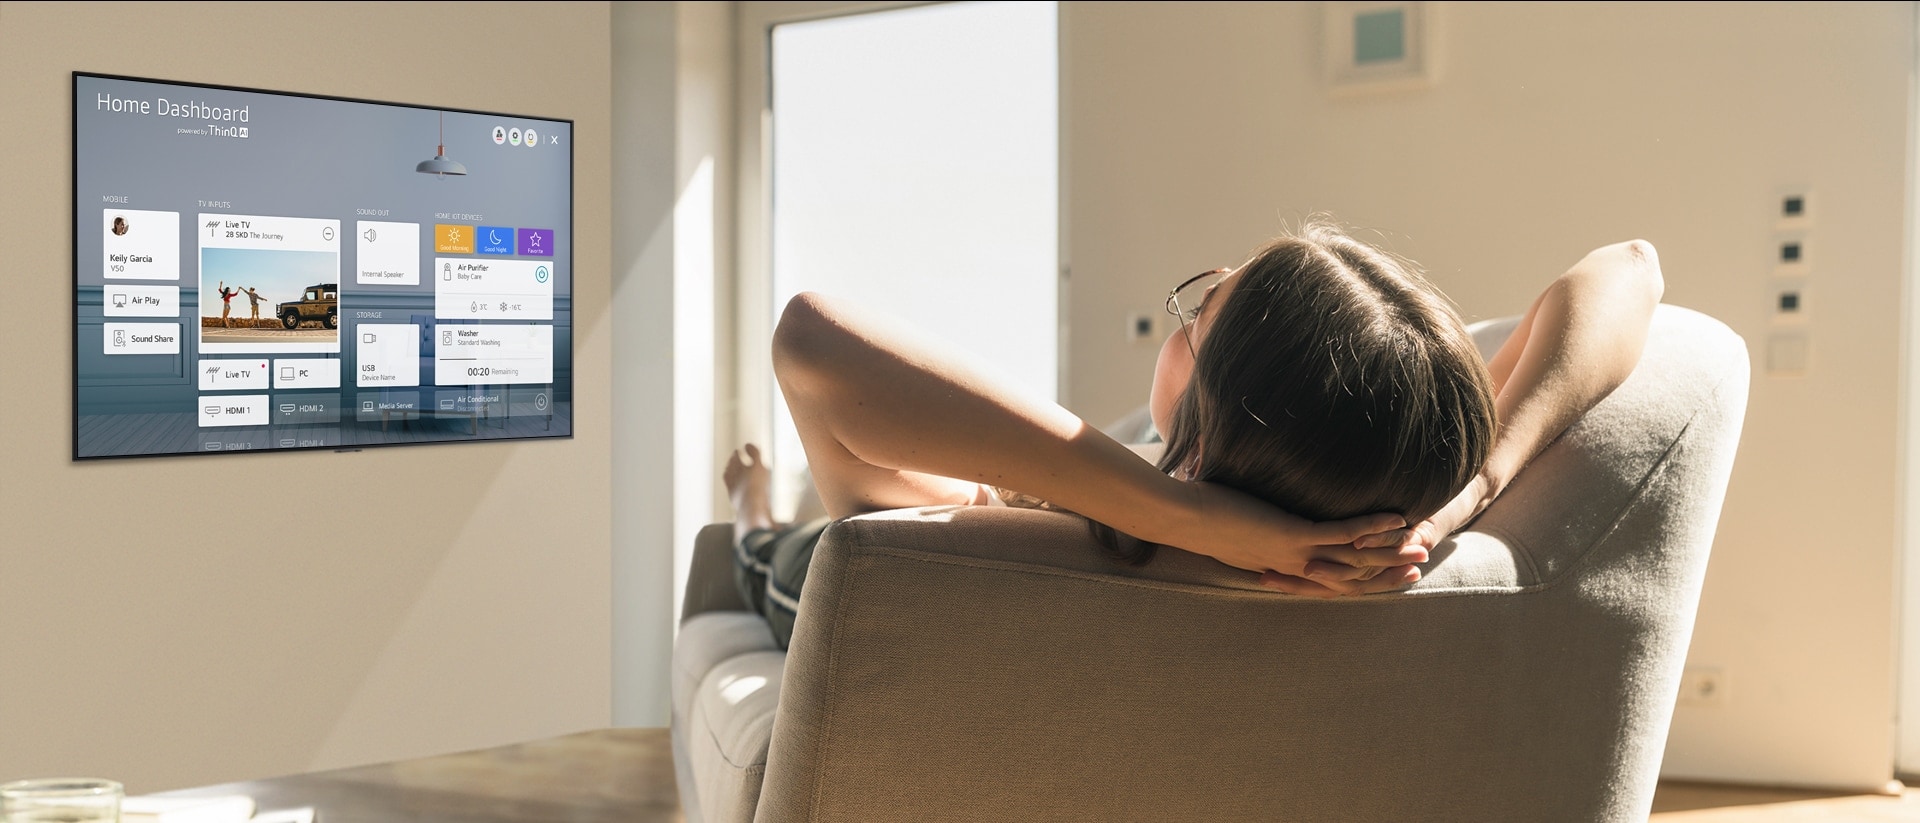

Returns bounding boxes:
[0,1,617,791]
[675,0,738,631]
[610,0,735,729]
[1903,1,1920,777]
[611,0,680,730]
[1061,1,1913,790]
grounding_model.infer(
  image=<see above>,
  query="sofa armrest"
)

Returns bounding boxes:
[683,523,749,623]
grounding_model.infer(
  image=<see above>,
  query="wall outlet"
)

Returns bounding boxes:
[1678,665,1728,707]
[1126,312,1156,341]
[1128,312,1175,343]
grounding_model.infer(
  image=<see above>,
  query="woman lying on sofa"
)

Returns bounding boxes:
[726,221,1663,645]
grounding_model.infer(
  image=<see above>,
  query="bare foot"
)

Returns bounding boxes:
[725,444,779,542]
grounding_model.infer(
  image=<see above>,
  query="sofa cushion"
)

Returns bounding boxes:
[687,650,787,823]
[673,612,778,733]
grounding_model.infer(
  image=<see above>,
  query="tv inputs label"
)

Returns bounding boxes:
[198,394,269,428]
[198,359,270,391]
[103,322,180,355]
[435,324,553,385]
[103,208,180,281]
[355,324,420,387]
[102,285,180,318]
[273,358,341,389]
[434,258,554,320]
[355,221,421,285]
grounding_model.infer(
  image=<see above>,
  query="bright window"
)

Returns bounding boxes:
[768,1,1059,516]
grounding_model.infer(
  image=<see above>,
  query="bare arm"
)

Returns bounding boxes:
[773,292,1418,583]
[1412,239,1666,545]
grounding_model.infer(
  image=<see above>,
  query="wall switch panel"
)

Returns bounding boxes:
[1774,229,1810,276]
[1770,276,1809,323]
[1766,187,1812,377]
[1775,186,1812,230]
[1767,332,1810,377]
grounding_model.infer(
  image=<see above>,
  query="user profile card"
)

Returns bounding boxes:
[102,208,179,280]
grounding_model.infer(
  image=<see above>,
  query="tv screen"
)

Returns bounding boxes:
[72,73,572,459]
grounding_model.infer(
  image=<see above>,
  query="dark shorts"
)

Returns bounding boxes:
[732,517,832,650]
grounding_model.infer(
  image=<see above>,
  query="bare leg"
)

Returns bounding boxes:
[723,444,780,545]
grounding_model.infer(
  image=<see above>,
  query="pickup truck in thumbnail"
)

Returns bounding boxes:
[279,283,338,329]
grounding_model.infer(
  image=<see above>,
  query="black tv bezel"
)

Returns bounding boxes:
[72,71,577,461]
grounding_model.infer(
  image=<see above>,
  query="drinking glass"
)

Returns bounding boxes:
[0,778,122,823]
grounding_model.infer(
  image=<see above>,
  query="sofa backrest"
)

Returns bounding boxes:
[757,305,1748,823]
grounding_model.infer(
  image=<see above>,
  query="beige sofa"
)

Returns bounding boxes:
[672,305,1749,822]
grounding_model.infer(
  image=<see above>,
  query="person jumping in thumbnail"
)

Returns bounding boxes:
[243,286,265,327]
[217,281,240,328]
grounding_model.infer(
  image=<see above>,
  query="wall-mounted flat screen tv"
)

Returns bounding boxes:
[73,73,573,459]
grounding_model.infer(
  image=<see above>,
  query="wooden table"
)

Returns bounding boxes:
[159,728,683,823]
[156,726,1920,822]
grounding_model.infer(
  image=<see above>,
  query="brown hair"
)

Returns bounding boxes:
[1111,222,1495,564]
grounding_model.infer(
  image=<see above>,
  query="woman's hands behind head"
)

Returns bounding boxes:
[1169,480,1425,599]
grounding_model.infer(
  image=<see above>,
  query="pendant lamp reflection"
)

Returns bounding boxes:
[416,111,467,177]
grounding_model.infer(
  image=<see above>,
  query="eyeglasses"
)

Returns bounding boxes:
[1165,268,1232,358]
